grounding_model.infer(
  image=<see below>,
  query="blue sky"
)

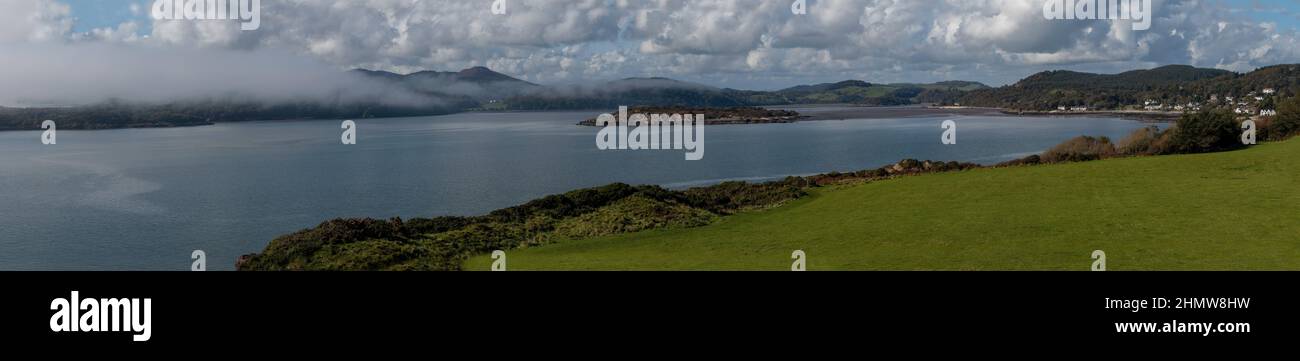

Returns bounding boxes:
[64,0,150,33]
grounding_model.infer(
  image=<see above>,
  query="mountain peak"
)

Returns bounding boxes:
[454,66,536,85]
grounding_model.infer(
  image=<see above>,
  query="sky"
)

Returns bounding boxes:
[5,0,1300,105]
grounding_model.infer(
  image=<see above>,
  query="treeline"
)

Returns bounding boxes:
[237,158,981,271]
[999,97,1300,167]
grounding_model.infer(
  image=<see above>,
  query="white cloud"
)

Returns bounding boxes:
[5,0,1300,92]
[0,0,74,43]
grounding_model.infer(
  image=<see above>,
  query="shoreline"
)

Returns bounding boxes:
[997,109,1181,122]
[0,105,1176,132]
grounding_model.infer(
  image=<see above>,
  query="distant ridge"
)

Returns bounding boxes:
[1012,65,1232,89]
[351,66,539,86]
[960,64,1300,110]
[18,63,1294,130]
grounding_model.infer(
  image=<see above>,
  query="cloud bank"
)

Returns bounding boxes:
[3,0,1300,104]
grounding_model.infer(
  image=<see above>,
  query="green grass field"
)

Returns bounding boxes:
[465,139,1300,271]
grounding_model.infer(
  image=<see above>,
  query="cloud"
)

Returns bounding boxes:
[5,0,1300,95]
[0,42,433,107]
[0,0,74,43]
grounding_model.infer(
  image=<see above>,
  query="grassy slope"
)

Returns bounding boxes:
[465,139,1300,271]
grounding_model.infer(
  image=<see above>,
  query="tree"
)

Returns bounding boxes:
[1168,110,1242,153]
[1274,95,1300,139]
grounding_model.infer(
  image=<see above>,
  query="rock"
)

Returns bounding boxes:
[235,254,255,271]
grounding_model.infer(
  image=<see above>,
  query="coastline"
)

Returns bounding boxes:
[997,109,1182,122]
[0,105,1175,132]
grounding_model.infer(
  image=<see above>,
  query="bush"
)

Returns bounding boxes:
[1167,110,1242,154]
[553,195,717,239]
[1273,95,1300,139]
[1117,126,1168,156]
[996,154,1041,167]
[1040,136,1117,163]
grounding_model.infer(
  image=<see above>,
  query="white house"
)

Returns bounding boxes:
[1263,88,1276,95]
[1260,109,1277,116]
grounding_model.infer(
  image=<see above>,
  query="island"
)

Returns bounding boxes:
[577,106,807,126]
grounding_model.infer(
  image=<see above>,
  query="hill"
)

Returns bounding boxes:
[352,66,541,102]
[960,64,1300,110]
[748,80,988,106]
[0,63,996,130]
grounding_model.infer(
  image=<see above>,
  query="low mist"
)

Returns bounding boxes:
[0,43,435,108]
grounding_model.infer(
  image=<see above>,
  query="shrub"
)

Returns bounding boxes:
[1274,95,1300,139]
[996,154,1041,167]
[1117,126,1167,156]
[1040,136,1117,163]
[553,195,717,239]
[1167,110,1242,154]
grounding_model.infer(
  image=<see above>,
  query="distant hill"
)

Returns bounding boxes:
[0,64,1063,130]
[1012,65,1231,89]
[740,80,989,106]
[500,77,754,110]
[959,64,1300,110]
[351,66,541,102]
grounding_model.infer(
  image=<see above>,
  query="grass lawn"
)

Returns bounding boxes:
[464,139,1300,270]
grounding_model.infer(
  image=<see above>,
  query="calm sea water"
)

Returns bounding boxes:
[0,107,1158,270]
